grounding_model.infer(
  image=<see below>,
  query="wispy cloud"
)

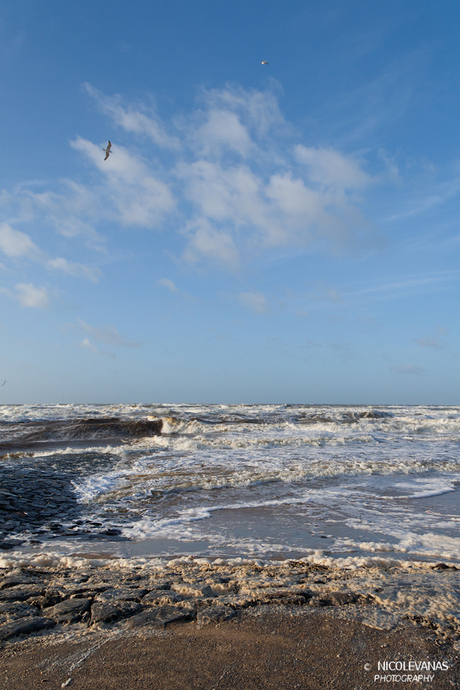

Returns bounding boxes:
[46,257,101,283]
[295,145,373,190]
[0,220,102,291]
[1,283,50,309]
[83,83,181,150]
[70,137,175,228]
[238,291,272,314]
[390,364,424,375]
[74,83,384,267]
[78,337,117,358]
[158,278,179,293]
[344,271,460,304]
[415,326,448,349]
[157,277,196,301]
[74,319,142,348]
[415,337,442,349]
[0,82,402,310]
[0,223,40,258]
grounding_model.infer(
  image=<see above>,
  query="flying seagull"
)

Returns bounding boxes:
[103,141,112,160]
[261,60,269,65]
[1,381,5,387]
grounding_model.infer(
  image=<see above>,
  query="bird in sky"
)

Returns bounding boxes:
[1,381,5,386]
[103,141,112,160]
[261,61,269,65]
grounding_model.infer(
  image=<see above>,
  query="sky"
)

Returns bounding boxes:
[1,0,460,404]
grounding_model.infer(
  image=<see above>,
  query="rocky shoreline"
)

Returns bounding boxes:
[0,466,128,551]
[1,556,459,648]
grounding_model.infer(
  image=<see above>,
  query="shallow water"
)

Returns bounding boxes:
[1,403,459,563]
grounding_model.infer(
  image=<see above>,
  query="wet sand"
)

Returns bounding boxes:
[1,608,459,690]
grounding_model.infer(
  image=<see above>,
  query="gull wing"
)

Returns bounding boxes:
[103,141,112,160]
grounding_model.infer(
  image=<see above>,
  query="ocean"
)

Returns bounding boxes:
[1,403,460,566]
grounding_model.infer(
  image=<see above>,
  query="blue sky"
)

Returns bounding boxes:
[1,0,459,404]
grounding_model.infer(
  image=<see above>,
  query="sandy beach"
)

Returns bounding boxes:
[1,555,460,689]
[1,607,459,689]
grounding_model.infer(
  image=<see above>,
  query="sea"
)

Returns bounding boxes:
[1,403,460,565]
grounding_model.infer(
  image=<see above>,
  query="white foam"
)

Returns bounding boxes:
[3,403,460,565]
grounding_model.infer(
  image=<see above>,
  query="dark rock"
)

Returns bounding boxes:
[432,563,458,571]
[94,587,148,603]
[0,602,39,619]
[28,590,65,608]
[257,589,313,606]
[0,575,40,589]
[149,579,173,591]
[67,590,99,599]
[101,528,122,536]
[124,606,192,629]
[90,600,143,625]
[0,586,45,602]
[44,598,92,624]
[0,615,56,641]
[142,590,183,606]
[0,541,24,550]
[261,593,308,607]
[313,591,359,607]
[197,605,235,624]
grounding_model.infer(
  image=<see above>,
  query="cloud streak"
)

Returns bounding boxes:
[75,319,142,348]
[1,283,50,309]
[0,223,40,259]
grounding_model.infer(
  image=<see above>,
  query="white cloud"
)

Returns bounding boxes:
[2,283,50,308]
[0,221,101,284]
[83,83,180,150]
[172,88,378,263]
[157,277,196,302]
[183,220,239,266]
[70,137,175,228]
[76,82,378,266]
[415,327,448,349]
[415,337,442,349]
[75,319,141,347]
[193,84,287,140]
[1,83,384,282]
[78,337,117,358]
[158,278,178,293]
[0,223,40,258]
[390,364,424,375]
[46,257,102,283]
[192,109,253,158]
[79,337,98,354]
[238,291,272,314]
[295,145,373,190]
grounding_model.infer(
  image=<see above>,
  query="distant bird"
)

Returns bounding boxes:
[261,60,269,65]
[1,381,5,386]
[103,141,112,160]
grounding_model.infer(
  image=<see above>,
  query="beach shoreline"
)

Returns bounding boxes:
[2,554,460,637]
